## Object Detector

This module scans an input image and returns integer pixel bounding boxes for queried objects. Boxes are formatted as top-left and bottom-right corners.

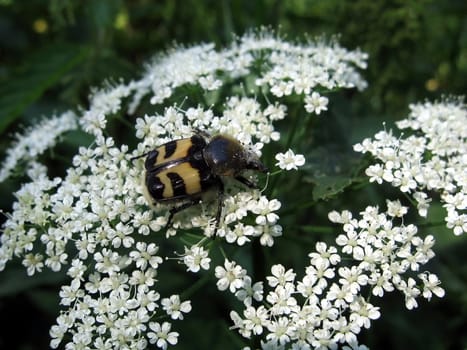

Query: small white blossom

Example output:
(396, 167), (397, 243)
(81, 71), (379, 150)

(129, 242), (163, 270)
(182, 245), (211, 272)
(267, 264), (296, 288)
(258, 224), (283, 247)
(215, 259), (247, 293)
(225, 223), (255, 246)
(419, 272), (445, 300)
(161, 295), (192, 320)
(242, 305), (269, 336)
(147, 322), (179, 349)
(235, 276), (264, 306)
(22, 253), (44, 276)
(275, 150), (306, 170)
(250, 196), (281, 225)
(304, 92), (329, 115)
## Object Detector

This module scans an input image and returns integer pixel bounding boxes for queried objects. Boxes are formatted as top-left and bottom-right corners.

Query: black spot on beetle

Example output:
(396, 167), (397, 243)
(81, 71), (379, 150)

(167, 172), (186, 197)
(164, 140), (177, 159)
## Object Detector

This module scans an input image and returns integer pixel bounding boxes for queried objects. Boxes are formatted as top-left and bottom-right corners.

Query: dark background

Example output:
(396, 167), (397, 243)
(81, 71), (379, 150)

(0, 0), (466, 349)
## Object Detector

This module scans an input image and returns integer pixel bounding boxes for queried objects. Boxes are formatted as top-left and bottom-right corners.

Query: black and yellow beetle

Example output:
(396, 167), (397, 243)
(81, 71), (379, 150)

(137, 132), (268, 231)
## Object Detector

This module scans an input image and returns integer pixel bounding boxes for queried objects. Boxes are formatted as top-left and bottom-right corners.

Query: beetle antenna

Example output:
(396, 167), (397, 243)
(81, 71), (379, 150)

(130, 151), (149, 162)
(260, 172), (270, 193)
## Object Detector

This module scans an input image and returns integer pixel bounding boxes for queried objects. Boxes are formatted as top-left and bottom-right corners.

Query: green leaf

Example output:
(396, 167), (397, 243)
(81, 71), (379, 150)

(311, 175), (353, 200)
(26, 288), (61, 316)
(0, 260), (67, 297)
(0, 43), (89, 134)
(302, 145), (363, 201)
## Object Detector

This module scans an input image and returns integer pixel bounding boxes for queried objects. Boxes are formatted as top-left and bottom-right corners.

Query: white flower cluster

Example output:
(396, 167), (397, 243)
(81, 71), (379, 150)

(1, 134), (191, 349)
(252, 37), (368, 95)
(128, 30), (368, 112)
(0, 30), (368, 349)
(81, 83), (132, 137)
(0, 111), (77, 182)
(228, 201), (444, 349)
(354, 99), (467, 235)
(132, 98), (284, 246)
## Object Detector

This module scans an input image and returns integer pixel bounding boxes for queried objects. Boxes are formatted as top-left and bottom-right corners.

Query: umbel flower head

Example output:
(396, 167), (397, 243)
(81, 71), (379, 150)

(228, 201), (444, 349)
(0, 29), (367, 349)
(354, 98), (467, 236)
(0, 29), (447, 349)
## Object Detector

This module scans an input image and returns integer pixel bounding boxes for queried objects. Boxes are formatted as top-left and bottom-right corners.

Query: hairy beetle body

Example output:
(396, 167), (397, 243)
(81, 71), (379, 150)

(140, 132), (268, 231)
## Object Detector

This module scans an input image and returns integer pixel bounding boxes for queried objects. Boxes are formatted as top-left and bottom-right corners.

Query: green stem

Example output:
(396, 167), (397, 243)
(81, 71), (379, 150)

(114, 113), (134, 129)
(402, 191), (417, 207)
(218, 244), (228, 260)
(299, 225), (335, 234)
(180, 272), (212, 300)
(278, 198), (317, 216)
(416, 221), (446, 228)
(252, 239), (265, 286)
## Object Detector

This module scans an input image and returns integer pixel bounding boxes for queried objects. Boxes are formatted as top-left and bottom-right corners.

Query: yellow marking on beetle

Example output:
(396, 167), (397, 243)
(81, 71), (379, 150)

(155, 138), (193, 165)
(177, 163), (202, 195)
(159, 173), (174, 198)
(157, 162), (202, 198)
(141, 170), (156, 207)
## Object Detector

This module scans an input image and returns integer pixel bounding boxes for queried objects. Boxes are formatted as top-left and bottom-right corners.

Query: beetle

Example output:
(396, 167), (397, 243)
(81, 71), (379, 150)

(136, 132), (268, 232)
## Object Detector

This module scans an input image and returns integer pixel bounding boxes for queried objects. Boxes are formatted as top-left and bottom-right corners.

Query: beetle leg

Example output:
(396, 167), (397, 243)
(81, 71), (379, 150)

(130, 151), (150, 162)
(194, 127), (211, 139)
(166, 198), (201, 229)
(214, 178), (225, 234)
(235, 175), (257, 189)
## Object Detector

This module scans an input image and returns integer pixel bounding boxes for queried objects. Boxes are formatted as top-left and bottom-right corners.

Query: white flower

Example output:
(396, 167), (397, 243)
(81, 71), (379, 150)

(265, 317), (294, 345)
(215, 259), (247, 293)
(309, 242), (341, 266)
(250, 196), (281, 225)
(230, 203), (443, 349)
(399, 277), (421, 310)
(242, 305), (269, 335)
(258, 224), (283, 247)
(235, 276), (264, 306)
(182, 245), (211, 272)
(22, 253), (44, 276)
(275, 150), (306, 170)
(446, 210), (467, 236)
(304, 92), (329, 115)
(94, 249), (121, 275)
(264, 103), (287, 121)
(266, 264), (296, 288)
(161, 295), (192, 320)
(338, 266), (368, 294)
(129, 268), (157, 293)
(198, 74), (222, 90)
(413, 191), (431, 217)
(223, 193), (252, 224)
(349, 298), (381, 329)
(266, 284), (298, 315)
(225, 223), (255, 246)
(129, 242), (163, 270)
(147, 322), (179, 349)
(419, 272), (445, 300)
